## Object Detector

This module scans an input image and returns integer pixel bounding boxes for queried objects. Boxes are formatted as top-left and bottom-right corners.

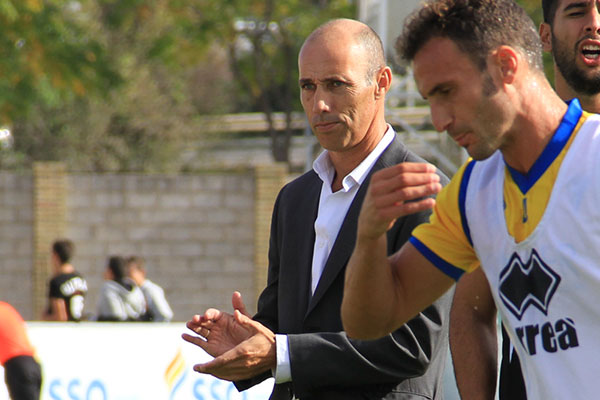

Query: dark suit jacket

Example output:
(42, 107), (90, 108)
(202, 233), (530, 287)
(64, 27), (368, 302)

(236, 136), (454, 399)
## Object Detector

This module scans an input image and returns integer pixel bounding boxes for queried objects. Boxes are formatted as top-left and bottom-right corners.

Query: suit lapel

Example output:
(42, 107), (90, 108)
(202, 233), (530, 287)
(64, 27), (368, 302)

(293, 173), (321, 320)
(305, 136), (408, 316)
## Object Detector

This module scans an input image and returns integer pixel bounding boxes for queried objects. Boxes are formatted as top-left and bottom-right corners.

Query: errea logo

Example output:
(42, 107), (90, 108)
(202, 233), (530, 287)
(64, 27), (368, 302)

(499, 249), (560, 320)
(499, 249), (578, 356)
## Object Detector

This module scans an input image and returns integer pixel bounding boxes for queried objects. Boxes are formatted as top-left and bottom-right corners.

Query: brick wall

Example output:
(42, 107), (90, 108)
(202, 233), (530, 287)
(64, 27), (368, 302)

(0, 164), (290, 321)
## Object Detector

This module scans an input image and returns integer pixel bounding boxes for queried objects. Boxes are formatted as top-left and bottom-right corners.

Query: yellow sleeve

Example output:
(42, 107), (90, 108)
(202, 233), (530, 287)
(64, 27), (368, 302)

(410, 161), (481, 280)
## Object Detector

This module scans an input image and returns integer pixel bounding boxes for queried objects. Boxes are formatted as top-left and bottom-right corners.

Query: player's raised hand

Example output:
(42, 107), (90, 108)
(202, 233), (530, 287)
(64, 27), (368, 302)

(358, 162), (441, 241)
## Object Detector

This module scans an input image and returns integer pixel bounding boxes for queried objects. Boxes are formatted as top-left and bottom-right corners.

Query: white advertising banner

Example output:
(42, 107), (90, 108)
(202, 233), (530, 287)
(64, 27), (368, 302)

(0, 322), (274, 400)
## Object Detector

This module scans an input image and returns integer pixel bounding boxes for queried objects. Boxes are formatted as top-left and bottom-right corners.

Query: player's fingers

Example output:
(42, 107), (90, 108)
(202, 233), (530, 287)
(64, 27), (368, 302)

(377, 198), (437, 221)
(391, 181), (442, 203)
(371, 181), (441, 212)
(371, 170), (440, 197)
(401, 197), (437, 214)
(374, 162), (437, 180)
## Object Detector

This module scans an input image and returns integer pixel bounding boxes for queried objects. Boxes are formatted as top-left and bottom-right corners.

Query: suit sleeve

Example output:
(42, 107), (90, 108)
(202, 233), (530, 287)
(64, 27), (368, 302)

(285, 206), (453, 395)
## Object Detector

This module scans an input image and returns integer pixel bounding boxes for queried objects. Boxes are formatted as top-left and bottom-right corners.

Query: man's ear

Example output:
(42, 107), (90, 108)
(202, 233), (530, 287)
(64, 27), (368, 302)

(374, 66), (392, 100)
(490, 46), (519, 84)
(539, 22), (553, 52)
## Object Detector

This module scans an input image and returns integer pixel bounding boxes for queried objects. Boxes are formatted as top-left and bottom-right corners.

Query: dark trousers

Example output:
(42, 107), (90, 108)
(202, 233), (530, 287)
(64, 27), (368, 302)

(4, 355), (42, 400)
(499, 324), (527, 400)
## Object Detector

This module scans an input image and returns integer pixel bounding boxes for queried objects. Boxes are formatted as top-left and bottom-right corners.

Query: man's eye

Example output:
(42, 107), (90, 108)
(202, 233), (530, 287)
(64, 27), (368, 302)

(329, 81), (345, 88)
(301, 83), (315, 90)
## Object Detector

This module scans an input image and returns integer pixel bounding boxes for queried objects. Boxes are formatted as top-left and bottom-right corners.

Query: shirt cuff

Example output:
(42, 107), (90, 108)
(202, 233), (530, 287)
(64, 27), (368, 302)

(274, 334), (292, 383)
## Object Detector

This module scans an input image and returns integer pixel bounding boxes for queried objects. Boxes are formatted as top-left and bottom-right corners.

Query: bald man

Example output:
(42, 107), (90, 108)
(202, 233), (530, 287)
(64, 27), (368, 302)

(183, 18), (453, 400)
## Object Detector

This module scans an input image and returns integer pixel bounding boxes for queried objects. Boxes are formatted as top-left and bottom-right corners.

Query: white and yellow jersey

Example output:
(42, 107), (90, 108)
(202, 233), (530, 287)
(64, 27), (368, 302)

(411, 99), (590, 278)
(411, 99), (600, 399)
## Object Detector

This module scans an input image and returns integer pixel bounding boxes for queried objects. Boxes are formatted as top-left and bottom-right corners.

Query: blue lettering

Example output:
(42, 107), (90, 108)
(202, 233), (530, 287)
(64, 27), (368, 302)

(86, 380), (107, 400)
(210, 380), (221, 399)
(193, 378), (205, 400)
(49, 380), (62, 400)
(68, 379), (81, 400)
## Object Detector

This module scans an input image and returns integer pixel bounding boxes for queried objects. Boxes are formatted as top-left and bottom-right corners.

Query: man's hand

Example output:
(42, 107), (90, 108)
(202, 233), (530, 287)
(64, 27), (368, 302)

(191, 310), (277, 381)
(359, 162), (442, 241)
(182, 292), (253, 358)
(182, 291), (277, 381)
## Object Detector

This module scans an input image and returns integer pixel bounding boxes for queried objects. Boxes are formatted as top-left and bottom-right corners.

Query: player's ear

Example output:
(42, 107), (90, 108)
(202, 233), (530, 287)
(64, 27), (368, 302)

(489, 46), (518, 84)
(539, 22), (553, 52)
(374, 66), (392, 100)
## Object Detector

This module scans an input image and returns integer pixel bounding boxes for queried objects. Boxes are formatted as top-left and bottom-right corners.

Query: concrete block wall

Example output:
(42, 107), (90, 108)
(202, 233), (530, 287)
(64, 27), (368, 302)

(65, 172), (257, 321)
(0, 171), (34, 318)
(0, 164), (292, 321)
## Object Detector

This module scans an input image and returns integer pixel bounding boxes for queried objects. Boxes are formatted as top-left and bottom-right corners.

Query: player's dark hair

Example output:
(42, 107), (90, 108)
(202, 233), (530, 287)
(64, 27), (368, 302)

(542, 0), (559, 24)
(396, 0), (543, 72)
(52, 239), (74, 264)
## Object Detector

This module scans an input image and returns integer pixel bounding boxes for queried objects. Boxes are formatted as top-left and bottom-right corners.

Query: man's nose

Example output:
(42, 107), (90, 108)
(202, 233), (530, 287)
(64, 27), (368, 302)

(430, 103), (452, 133)
(312, 87), (331, 114)
(585, 5), (600, 34)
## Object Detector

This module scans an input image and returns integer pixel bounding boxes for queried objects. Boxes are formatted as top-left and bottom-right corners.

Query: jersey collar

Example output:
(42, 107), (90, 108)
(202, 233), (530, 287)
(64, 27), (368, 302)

(505, 98), (582, 194)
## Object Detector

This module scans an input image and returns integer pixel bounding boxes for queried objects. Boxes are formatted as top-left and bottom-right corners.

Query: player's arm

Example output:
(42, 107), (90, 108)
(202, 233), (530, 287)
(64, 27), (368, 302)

(450, 268), (498, 400)
(342, 162), (454, 339)
(344, 237), (454, 339)
(43, 297), (68, 321)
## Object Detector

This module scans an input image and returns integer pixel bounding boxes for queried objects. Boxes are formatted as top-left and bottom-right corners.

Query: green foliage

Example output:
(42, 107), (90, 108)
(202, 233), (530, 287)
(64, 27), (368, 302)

(0, 0), (357, 170)
(170, 0), (356, 162)
(0, 0), (119, 124)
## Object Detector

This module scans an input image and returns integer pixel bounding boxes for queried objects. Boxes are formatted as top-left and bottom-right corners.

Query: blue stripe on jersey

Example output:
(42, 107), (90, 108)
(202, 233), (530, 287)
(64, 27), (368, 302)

(506, 98), (582, 194)
(459, 160), (476, 247)
(409, 236), (465, 281)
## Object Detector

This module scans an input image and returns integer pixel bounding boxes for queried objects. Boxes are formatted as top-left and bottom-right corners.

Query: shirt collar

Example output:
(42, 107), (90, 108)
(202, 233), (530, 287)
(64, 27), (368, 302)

(313, 125), (395, 192)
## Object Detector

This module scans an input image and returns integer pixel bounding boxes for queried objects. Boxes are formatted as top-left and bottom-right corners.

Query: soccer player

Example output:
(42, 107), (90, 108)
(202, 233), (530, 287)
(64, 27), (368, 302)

(342, 1), (600, 399)
(450, 1), (600, 398)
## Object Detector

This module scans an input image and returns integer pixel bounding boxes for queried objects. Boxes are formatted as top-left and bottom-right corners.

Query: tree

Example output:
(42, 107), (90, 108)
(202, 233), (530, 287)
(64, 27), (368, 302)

(0, 0), (119, 124)
(177, 0), (356, 164)
(3, 0), (228, 172)
(1, 0), (356, 171)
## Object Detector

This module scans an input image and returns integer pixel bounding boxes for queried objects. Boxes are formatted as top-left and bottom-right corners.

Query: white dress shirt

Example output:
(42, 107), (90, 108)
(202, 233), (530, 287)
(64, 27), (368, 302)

(274, 126), (395, 383)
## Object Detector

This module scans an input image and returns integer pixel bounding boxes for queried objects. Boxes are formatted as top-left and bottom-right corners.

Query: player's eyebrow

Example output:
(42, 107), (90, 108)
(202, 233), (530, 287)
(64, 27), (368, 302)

(562, 1), (589, 13)
(423, 83), (449, 99)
